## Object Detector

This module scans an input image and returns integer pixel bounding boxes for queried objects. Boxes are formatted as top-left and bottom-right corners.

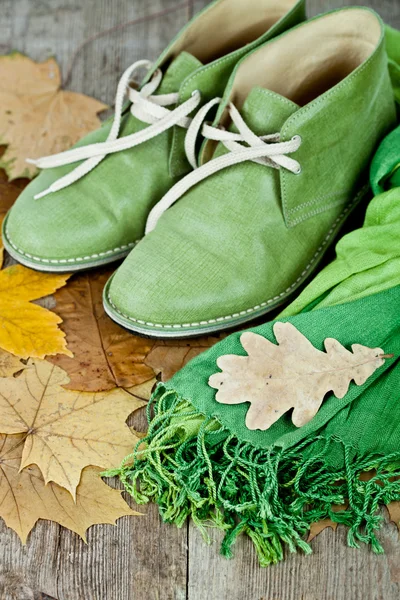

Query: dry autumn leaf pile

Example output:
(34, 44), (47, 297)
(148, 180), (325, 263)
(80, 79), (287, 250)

(0, 360), (146, 541)
(0, 216), (219, 545)
(0, 433), (140, 544)
(0, 53), (147, 543)
(0, 359), (146, 497)
(0, 53), (223, 543)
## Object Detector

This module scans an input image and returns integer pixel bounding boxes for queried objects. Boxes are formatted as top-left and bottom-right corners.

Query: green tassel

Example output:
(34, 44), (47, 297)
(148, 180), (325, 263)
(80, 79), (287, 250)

(103, 388), (400, 567)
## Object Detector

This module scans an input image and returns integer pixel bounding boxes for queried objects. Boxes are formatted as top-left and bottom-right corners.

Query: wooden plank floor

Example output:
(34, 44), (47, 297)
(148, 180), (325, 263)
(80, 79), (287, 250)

(1, 0), (400, 598)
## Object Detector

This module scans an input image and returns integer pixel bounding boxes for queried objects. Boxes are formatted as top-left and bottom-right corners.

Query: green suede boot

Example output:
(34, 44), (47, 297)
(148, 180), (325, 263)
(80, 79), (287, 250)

(104, 7), (397, 338)
(3, 0), (305, 271)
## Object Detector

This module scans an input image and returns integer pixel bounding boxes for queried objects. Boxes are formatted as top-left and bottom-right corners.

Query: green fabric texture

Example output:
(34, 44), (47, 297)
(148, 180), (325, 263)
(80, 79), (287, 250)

(108, 113), (400, 565)
(104, 7), (397, 338)
(281, 124), (400, 317)
(370, 124), (400, 195)
(386, 25), (400, 108)
(148, 288), (400, 451)
(3, 0), (305, 271)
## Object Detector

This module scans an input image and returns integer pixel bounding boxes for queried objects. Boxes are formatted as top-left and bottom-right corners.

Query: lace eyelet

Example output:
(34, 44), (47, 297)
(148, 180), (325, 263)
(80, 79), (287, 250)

(292, 134), (302, 145)
(294, 165), (302, 175)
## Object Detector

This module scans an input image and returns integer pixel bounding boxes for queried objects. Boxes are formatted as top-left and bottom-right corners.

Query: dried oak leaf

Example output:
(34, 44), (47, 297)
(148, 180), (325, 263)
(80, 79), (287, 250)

(0, 264), (72, 359)
(0, 359), (146, 497)
(0, 433), (140, 543)
(50, 268), (224, 391)
(0, 53), (107, 180)
(209, 322), (387, 431)
(0, 168), (29, 265)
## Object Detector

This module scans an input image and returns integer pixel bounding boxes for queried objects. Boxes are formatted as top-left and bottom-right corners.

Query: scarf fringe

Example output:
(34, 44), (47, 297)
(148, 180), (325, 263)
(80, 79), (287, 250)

(105, 388), (400, 567)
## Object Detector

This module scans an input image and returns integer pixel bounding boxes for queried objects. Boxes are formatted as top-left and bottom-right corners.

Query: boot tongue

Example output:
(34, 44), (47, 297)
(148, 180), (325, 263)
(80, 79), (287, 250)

(207, 87), (299, 161)
(158, 51), (203, 94)
(238, 87), (299, 135)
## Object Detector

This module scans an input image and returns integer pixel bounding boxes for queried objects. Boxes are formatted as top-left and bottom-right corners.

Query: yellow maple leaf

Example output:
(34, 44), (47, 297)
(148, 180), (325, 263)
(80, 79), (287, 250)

(0, 359), (147, 497)
(209, 322), (388, 431)
(0, 264), (71, 358)
(0, 433), (140, 543)
(0, 53), (107, 180)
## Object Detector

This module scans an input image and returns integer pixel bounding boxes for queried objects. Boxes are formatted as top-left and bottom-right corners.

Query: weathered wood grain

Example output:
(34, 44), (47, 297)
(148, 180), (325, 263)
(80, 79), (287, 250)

(1, 0), (194, 104)
(188, 512), (400, 600)
(308, 0), (400, 25)
(1, 0), (400, 599)
(0, 502), (187, 600)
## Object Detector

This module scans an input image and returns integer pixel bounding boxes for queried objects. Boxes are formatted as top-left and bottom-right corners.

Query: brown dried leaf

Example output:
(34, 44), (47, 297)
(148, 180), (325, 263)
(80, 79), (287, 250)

(209, 322), (387, 431)
(50, 268), (225, 391)
(145, 335), (226, 381)
(0, 167), (29, 265)
(0, 53), (107, 180)
(50, 269), (156, 391)
(387, 502), (400, 529)
(0, 433), (140, 543)
(307, 504), (348, 541)
(308, 519), (338, 542)
(0, 359), (146, 497)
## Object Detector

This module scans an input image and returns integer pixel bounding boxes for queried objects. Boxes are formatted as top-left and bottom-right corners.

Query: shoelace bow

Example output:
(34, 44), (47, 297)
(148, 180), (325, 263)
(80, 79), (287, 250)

(28, 59), (202, 199)
(146, 98), (301, 232)
(28, 60), (302, 231)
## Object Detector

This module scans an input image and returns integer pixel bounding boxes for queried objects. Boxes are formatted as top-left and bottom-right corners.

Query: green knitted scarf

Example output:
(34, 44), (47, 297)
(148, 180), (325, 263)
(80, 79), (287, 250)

(107, 92), (400, 567)
(107, 288), (400, 566)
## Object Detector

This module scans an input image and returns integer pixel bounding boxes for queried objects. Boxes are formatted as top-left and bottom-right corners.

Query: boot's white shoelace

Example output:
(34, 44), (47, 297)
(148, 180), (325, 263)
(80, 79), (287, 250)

(28, 59), (301, 215)
(145, 98), (302, 233)
(27, 59), (202, 199)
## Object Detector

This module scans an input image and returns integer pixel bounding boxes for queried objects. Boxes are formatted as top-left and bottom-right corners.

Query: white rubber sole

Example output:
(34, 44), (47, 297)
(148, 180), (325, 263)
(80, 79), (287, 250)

(2, 214), (138, 272)
(102, 185), (370, 339)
